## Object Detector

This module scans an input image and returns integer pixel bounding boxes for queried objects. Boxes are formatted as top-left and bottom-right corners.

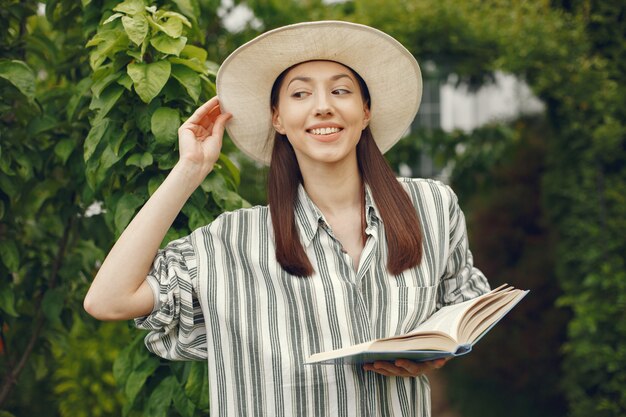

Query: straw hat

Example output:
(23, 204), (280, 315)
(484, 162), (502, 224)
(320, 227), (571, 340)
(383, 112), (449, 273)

(216, 20), (422, 165)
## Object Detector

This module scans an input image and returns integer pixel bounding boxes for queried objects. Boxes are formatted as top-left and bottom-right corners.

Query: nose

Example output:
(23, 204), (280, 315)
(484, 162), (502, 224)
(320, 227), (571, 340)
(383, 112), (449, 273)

(314, 92), (333, 117)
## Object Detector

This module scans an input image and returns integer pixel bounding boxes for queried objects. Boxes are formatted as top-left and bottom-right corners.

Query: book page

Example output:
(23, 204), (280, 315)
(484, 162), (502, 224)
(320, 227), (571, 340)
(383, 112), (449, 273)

(404, 284), (509, 341)
(458, 291), (517, 340)
(405, 297), (477, 341)
(464, 291), (528, 343)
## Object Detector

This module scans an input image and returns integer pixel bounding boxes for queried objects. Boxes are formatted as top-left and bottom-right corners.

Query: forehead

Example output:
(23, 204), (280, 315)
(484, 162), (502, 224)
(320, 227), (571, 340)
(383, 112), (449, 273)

(282, 60), (357, 83)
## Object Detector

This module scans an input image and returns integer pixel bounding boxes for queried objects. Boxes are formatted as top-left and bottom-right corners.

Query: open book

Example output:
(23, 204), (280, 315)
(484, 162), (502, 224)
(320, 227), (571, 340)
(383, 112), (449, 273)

(305, 284), (528, 365)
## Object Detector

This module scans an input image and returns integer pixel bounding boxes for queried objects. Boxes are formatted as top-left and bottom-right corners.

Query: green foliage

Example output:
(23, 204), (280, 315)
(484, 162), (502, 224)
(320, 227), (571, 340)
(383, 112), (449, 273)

(113, 337), (209, 417)
(1, 0), (245, 415)
(51, 318), (130, 417)
(436, 118), (568, 416)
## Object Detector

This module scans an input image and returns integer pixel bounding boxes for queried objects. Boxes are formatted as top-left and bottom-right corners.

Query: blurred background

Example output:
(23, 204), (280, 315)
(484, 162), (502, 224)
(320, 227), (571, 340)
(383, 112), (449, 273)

(1, 0), (624, 416)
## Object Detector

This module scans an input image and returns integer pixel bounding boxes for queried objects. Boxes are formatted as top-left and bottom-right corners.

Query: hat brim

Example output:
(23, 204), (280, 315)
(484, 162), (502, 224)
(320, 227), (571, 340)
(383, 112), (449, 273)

(216, 20), (422, 165)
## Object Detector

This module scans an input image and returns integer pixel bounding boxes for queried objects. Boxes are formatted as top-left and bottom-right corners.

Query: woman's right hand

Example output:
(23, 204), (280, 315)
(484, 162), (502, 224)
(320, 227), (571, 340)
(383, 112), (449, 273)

(177, 96), (232, 179)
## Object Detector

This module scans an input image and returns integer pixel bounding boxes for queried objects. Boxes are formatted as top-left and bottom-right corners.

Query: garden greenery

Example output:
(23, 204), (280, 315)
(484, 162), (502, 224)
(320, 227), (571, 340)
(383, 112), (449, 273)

(1, 0), (624, 416)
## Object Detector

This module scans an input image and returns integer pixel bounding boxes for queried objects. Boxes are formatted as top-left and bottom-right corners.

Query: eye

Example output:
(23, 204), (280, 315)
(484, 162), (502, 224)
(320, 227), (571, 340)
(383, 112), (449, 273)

(332, 88), (351, 95)
(291, 91), (310, 99)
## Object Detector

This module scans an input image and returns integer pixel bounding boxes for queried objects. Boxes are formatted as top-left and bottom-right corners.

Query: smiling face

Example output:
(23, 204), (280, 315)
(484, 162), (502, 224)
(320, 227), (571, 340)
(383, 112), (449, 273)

(271, 60), (371, 171)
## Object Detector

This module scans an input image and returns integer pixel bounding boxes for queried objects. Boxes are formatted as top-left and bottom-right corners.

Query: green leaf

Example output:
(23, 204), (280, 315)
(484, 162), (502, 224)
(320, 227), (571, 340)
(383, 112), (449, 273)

(87, 29), (129, 70)
(86, 123), (126, 190)
(122, 14), (149, 46)
(42, 287), (65, 326)
(148, 174), (165, 195)
(0, 285), (19, 317)
(0, 174), (19, 199)
(0, 59), (36, 102)
(180, 45), (207, 62)
(124, 356), (160, 406)
(113, 0), (146, 15)
(113, 333), (145, 384)
(114, 193), (144, 233)
(27, 114), (59, 136)
(205, 61), (219, 77)
(14, 154), (34, 180)
(171, 0), (198, 23)
(145, 376), (177, 417)
(0, 200), (4, 220)
(158, 11), (192, 28)
(31, 353), (48, 381)
(0, 148), (14, 176)
(67, 77), (93, 120)
(157, 152), (177, 170)
(91, 71), (121, 98)
(202, 174), (246, 210)
(110, 127), (128, 156)
(184, 361), (207, 404)
(118, 73), (133, 90)
(218, 153), (240, 187)
(84, 118), (112, 162)
(127, 61), (171, 103)
(150, 34), (187, 56)
(171, 64), (200, 102)
(200, 74), (216, 96)
(126, 152), (153, 169)
(148, 14), (184, 38)
(103, 12), (124, 25)
(151, 107), (180, 143)
(0, 241), (19, 272)
(97, 142), (124, 176)
(0, 410), (17, 417)
(23, 179), (63, 215)
(172, 380), (196, 417)
(91, 84), (125, 123)
(136, 99), (160, 133)
(54, 138), (75, 165)
(168, 57), (204, 73)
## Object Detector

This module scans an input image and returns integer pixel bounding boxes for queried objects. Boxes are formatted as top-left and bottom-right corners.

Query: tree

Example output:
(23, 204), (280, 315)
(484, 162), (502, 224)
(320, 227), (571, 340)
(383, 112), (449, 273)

(1, 0), (245, 415)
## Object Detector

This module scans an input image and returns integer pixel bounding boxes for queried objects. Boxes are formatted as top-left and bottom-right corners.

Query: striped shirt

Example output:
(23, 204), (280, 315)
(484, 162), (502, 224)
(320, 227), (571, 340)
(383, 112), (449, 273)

(135, 178), (490, 417)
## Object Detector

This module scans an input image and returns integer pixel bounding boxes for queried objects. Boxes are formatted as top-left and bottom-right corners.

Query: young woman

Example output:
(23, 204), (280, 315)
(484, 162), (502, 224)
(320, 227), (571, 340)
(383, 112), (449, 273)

(84, 21), (490, 417)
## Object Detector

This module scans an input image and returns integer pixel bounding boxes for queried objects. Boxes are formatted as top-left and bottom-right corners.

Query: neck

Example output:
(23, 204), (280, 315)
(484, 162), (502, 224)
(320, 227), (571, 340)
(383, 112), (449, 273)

(299, 157), (362, 216)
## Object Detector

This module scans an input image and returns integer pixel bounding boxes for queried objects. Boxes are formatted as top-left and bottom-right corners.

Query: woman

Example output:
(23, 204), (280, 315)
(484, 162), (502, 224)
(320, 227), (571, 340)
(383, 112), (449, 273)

(84, 21), (489, 417)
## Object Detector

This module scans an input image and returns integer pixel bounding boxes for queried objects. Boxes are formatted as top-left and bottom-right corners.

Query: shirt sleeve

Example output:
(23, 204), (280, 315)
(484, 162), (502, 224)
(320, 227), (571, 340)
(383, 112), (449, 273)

(437, 185), (491, 308)
(134, 236), (207, 360)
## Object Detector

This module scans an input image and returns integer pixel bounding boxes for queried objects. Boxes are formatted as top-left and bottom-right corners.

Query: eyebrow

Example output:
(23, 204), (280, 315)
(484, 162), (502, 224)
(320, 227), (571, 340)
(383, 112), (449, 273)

(286, 73), (354, 89)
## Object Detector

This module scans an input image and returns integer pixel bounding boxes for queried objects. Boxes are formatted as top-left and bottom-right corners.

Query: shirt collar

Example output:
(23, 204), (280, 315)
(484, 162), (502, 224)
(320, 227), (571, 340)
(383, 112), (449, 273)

(294, 183), (381, 248)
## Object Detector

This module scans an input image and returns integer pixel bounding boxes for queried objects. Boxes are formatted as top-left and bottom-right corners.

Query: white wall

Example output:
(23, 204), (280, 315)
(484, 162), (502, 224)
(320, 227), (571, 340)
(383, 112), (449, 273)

(440, 72), (544, 132)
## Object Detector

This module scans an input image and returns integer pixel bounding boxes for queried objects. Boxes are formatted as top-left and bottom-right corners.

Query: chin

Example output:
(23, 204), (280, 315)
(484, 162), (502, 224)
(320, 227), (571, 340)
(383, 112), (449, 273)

(305, 149), (355, 166)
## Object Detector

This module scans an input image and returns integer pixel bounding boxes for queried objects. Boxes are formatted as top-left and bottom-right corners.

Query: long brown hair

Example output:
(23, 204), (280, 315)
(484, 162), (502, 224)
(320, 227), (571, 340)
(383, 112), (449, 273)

(268, 63), (423, 277)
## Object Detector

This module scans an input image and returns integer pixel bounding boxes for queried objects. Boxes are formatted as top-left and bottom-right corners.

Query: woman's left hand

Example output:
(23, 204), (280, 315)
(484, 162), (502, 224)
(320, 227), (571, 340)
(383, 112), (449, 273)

(363, 358), (449, 377)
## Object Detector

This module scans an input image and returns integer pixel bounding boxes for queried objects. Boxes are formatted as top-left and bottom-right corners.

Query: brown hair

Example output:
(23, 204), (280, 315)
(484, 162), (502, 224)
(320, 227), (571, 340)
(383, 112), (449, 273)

(268, 63), (423, 277)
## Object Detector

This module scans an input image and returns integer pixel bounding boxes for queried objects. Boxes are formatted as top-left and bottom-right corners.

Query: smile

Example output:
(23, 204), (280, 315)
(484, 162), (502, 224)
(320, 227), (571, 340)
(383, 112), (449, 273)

(307, 127), (343, 135)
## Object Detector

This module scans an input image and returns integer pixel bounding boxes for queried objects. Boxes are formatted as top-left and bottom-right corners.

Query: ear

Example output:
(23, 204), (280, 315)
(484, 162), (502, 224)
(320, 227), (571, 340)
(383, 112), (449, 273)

(272, 108), (286, 135)
(362, 104), (371, 130)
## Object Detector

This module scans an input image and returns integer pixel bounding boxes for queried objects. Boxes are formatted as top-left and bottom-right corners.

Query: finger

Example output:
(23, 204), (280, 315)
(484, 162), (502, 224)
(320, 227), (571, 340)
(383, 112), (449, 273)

(431, 358), (449, 369)
(373, 361), (412, 376)
(369, 367), (395, 377)
(185, 97), (220, 125)
(396, 359), (433, 374)
(198, 104), (223, 129)
(211, 112), (232, 135)
(365, 362), (413, 377)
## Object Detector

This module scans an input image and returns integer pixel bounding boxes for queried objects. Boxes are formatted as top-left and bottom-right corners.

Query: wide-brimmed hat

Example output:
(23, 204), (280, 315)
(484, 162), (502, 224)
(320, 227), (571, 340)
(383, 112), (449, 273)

(216, 20), (422, 165)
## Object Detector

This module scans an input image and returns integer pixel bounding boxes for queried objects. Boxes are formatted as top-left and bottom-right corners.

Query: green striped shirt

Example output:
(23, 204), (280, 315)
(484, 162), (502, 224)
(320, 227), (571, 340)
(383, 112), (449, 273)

(135, 178), (490, 417)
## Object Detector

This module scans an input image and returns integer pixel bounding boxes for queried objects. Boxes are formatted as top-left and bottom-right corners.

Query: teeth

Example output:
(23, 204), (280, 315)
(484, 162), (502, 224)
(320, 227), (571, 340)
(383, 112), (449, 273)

(309, 127), (341, 135)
